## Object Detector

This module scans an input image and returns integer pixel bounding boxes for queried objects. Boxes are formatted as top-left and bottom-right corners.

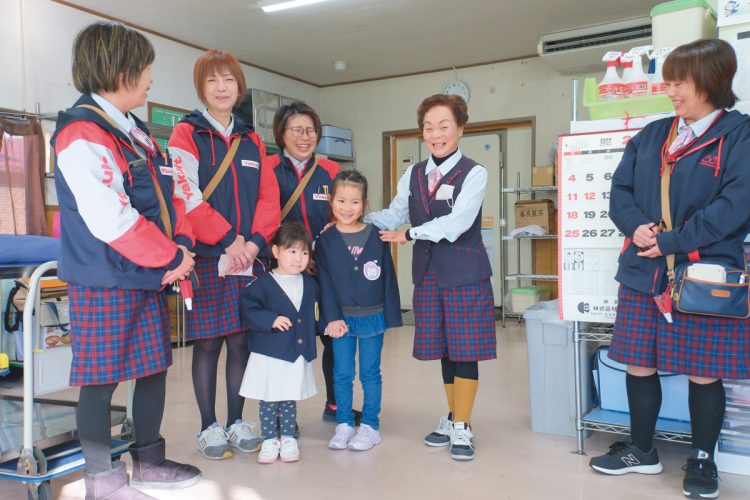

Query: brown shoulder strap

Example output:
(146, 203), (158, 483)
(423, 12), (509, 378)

(203, 137), (241, 201)
(281, 158), (319, 222)
(76, 104), (172, 240)
(661, 121), (679, 282)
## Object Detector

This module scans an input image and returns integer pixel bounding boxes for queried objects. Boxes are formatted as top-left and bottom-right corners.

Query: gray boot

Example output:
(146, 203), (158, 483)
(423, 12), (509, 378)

(129, 438), (202, 489)
(84, 461), (156, 500)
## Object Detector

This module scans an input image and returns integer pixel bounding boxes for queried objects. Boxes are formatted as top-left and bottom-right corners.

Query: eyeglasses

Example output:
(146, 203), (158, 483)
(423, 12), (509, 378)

(286, 126), (318, 137)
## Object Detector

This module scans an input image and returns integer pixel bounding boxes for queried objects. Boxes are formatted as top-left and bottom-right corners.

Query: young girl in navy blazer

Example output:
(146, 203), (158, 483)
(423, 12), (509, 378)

(239, 223), (321, 464)
(316, 170), (402, 451)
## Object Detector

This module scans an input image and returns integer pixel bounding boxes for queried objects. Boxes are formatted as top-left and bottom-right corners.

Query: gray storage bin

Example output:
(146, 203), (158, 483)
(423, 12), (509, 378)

(524, 300), (590, 437)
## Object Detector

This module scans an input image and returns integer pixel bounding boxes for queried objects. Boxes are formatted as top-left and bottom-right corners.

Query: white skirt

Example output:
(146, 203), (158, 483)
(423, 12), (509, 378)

(239, 353), (317, 402)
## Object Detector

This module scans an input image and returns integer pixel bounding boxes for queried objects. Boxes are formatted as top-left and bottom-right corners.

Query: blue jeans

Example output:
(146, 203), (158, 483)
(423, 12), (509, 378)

(332, 333), (384, 429)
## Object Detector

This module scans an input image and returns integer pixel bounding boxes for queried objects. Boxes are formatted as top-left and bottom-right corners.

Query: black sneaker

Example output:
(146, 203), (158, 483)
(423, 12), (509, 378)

(589, 437), (663, 475)
(322, 403), (362, 425)
(682, 449), (719, 498)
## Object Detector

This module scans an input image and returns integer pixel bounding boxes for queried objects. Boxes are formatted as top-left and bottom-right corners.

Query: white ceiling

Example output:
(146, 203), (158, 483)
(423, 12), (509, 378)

(60, 0), (658, 86)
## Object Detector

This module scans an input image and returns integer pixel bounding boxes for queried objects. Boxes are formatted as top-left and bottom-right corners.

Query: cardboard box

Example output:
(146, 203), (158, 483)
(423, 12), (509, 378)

(514, 199), (556, 233)
(533, 238), (558, 299)
(532, 165), (555, 186)
(510, 286), (551, 313)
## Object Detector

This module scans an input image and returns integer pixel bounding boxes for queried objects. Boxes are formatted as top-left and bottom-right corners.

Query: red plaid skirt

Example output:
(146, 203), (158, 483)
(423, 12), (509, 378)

(184, 255), (263, 341)
(412, 269), (496, 362)
(68, 285), (171, 386)
(609, 285), (750, 379)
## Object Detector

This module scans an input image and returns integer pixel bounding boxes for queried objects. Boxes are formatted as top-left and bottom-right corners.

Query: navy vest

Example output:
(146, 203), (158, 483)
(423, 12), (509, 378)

(408, 155), (492, 288)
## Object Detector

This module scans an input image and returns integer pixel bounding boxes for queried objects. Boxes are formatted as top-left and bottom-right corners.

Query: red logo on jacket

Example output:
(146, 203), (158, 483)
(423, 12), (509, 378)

(700, 155), (719, 169)
(173, 156), (193, 200)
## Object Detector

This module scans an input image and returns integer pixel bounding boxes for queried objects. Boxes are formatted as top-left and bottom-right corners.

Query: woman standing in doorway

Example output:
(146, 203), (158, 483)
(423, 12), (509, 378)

(366, 94), (496, 461)
(168, 50), (279, 460)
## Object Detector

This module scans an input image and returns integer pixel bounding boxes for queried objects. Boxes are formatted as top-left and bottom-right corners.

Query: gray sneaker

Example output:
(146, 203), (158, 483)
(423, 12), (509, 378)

(197, 423), (232, 460)
(226, 419), (262, 453)
(424, 415), (453, 447)
(449, 422), (475, 460)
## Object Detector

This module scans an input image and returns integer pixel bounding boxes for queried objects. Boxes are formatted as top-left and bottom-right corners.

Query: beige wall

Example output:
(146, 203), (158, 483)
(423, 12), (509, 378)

(320, 57), (585, 209)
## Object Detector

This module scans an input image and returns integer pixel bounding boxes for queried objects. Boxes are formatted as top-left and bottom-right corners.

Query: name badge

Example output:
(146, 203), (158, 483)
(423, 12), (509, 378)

(159, 166), (173, 176)
(363, 260), (381, 281)
(436, 184), (454, 201)
(241, 159), (259, 169)
(313, 193), (330, 201)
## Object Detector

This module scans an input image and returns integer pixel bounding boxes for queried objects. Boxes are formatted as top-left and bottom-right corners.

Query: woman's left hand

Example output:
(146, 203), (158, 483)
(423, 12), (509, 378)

(637, 242), (663, 258)
(379, 230), (407, 245)
(244, 241), (260, 263)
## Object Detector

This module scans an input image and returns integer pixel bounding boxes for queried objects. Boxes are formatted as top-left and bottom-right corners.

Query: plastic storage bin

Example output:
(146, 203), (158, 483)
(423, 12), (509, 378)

(511, 285), (550, 313)
(524, 300), (590, 437)
(583, 78), (674, 120)
(651, 0), (717, 49)
(592, 347), (690, 421)
(316, 125), (353, 158)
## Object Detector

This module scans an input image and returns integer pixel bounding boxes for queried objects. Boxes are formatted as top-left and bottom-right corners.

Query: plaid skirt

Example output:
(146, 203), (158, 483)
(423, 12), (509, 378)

(184, 255), (264, 341)
(68, 285), (172, 386)
(412, 269), (496, 362)
(609, 284), (750, 379)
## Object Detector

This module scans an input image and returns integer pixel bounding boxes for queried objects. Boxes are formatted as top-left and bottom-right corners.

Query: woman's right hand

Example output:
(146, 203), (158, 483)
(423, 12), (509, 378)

(161, 245), (196, 285)
(633, 223), (660, 251)
(225, 235), (250, 274)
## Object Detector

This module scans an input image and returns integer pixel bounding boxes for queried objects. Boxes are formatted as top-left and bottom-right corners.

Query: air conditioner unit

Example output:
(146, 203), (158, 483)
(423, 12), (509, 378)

(538, 17), (652, 75)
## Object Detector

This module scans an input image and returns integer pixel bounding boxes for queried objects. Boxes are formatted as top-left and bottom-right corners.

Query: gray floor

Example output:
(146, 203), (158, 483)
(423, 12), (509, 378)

(3, 322), (750, 499)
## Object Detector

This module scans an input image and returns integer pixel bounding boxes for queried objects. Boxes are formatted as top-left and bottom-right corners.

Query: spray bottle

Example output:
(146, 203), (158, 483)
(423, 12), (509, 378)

(598, 51), (623, 101)
(624, 46), (652, 97)
(649, 47), (674, 95)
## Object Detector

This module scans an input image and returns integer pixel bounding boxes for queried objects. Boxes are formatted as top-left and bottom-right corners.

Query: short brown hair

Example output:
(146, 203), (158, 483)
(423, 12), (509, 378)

(72, 22), (154, 94)
(663, 38), (738, 109)
(272, 102), (323, 151)
(417, 94), (469, 130)
(193, 50), (247, 107)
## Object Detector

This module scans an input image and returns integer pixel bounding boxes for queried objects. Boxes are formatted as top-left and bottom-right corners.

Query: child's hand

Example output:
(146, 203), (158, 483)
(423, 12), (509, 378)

(273, 316), (293, 331)
(325, 320), (348, 338)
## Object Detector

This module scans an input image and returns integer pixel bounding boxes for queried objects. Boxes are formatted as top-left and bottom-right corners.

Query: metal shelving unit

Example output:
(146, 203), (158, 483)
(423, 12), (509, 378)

(499, 166), (558, 326)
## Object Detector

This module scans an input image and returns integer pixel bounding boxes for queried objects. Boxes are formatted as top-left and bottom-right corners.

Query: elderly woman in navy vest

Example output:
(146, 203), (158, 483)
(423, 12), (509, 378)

(366, 94), (495, 461)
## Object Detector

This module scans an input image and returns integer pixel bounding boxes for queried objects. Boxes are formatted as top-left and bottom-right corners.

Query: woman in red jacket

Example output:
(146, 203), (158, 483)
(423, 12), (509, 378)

(168, 50), (280, 460)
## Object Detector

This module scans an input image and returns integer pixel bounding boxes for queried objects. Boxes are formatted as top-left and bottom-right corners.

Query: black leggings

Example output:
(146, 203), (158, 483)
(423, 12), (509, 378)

(320, 334), (335, 404)
(192, 332), (249, 430)
(441, 357), (479, 382)
(78, 370), (166, 473)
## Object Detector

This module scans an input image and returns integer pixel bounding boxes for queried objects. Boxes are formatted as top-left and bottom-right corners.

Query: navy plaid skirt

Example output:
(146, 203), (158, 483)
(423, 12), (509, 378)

(68, 285), (171, 386)
(184, 255), (264, 341)
(609, 285), (750, 379)
(412, 269), (496, 362)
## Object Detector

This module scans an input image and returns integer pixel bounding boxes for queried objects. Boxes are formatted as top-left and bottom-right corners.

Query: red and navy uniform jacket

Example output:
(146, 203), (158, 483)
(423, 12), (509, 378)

(315, 224), (402, 328)
(168, 110), (279, 257)
(408, 155), (492, 288)
(269, 153), (340, 238)
(611, 110), (750, 295)
(240, 272), (321, 362)
(51, 94), (194, 290)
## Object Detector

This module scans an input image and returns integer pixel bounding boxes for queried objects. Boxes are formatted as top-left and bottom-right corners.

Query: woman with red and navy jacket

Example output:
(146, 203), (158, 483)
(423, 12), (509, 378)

(168, 50), (280, 460)
(53, 22), (201, 499)
(589, 39), (750, 499)
(266, 102), (347, 422)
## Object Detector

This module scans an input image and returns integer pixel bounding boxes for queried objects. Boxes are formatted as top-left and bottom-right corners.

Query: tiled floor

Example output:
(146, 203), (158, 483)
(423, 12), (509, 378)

(2, 322), (750, 499)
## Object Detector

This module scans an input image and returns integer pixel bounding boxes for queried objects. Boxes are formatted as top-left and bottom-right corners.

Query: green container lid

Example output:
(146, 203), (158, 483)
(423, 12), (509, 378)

(512, 286), (551, 296)
(651, 0), (716, 18)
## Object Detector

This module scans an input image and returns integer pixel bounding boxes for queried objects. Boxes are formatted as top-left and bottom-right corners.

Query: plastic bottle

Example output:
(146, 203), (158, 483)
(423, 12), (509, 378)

(625, 53), (650, 97)
(598, 52), (623, 101)
(650, 48), (674, 95)
(620, 55), (633, 97)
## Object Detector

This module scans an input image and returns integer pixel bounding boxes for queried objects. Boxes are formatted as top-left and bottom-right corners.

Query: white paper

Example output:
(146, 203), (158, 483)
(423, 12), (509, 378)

(718, 1), (750, 27)
(729, 33), (750, 101)
(435, 184), (454, 200)
(218, 254), (254, 277)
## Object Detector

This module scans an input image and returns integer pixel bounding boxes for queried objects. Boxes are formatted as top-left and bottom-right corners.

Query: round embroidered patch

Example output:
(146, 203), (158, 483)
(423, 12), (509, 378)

(363, 260), (381, 281)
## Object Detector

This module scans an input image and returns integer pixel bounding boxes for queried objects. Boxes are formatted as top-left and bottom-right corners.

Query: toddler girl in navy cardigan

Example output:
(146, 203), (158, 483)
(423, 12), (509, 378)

(316, 170), (402, 451)
(239, 222), (320, 464)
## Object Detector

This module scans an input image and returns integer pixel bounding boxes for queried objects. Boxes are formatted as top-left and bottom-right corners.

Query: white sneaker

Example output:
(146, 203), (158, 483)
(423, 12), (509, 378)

(226, 419), (262, 453)
(449, 422), (475, 461)
(197, 422), (232, 460)
(257, 438), (280, 464)
(279, 436), (299, 463)
(424, 415), (453, 447)
(328, 423), (356, 450)
(348, 424), (381, 451)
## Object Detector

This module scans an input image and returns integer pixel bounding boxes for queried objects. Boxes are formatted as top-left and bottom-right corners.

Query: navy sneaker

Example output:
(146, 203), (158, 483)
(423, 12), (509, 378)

(589, 437), (663, 475)
(682, 449), (719, 498)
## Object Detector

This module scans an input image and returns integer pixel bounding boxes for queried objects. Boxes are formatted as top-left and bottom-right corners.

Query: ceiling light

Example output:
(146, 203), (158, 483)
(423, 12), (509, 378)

(334, 60), (347, 71)
(257, 0), (328, 13)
